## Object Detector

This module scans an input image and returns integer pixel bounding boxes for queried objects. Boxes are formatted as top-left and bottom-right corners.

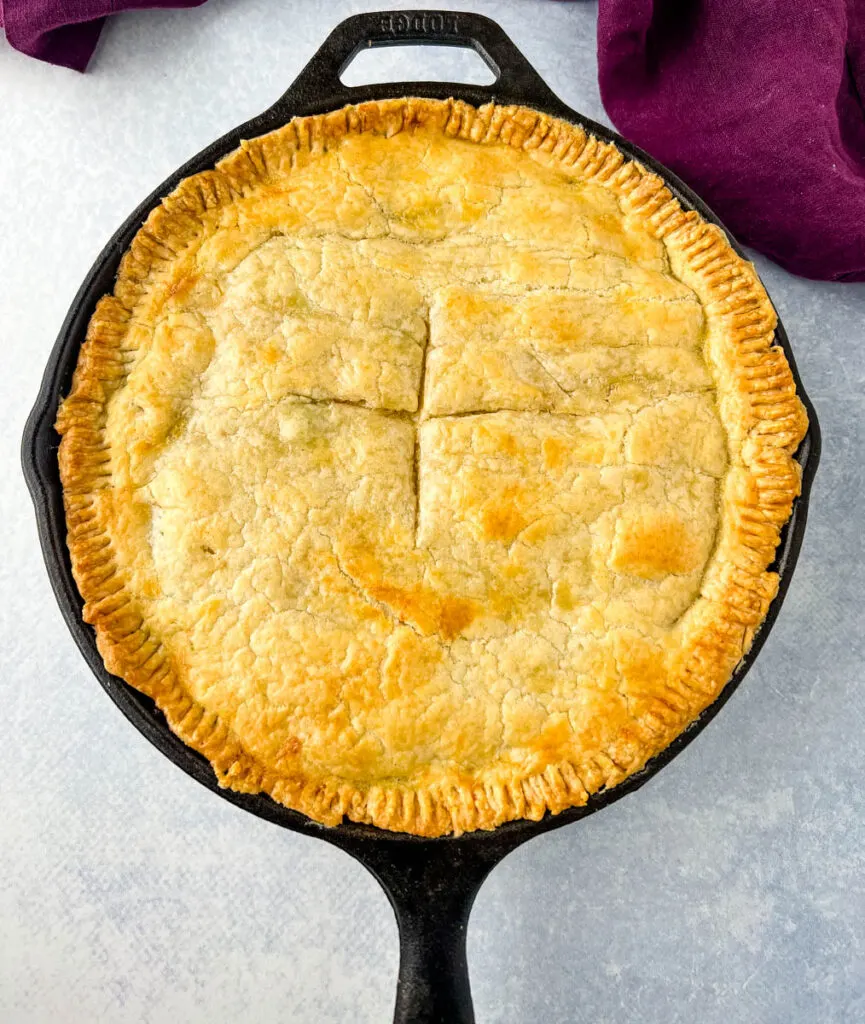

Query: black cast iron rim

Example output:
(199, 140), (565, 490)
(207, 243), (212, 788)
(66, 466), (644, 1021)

(21, 10), (821, 860)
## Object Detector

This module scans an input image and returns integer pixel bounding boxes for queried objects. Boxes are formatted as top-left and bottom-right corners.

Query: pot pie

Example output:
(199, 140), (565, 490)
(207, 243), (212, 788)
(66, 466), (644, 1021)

(57, 99), (807, 836)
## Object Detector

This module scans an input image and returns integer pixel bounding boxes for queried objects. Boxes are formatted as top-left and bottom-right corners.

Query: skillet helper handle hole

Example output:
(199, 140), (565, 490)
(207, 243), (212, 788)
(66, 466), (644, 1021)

(341, 44), (497, 88)
(277, 9), (560, 111)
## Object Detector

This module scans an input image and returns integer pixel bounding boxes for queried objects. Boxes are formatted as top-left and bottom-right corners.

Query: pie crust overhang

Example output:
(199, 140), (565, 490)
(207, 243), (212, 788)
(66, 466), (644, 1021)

(56, 99), (807, 837)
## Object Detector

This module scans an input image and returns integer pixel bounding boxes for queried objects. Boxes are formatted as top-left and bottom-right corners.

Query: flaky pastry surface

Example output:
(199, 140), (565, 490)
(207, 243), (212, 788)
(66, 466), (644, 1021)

(57, 99), (807, 835)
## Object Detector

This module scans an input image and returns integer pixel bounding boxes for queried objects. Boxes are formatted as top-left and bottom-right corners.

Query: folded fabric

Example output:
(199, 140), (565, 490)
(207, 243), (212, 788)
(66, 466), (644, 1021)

(0, 1), (206, 73)
(598, 0), (865, 281)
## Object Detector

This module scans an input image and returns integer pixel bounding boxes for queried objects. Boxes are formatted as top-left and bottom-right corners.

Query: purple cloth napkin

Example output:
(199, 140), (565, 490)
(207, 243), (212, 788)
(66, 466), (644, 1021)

(0, 1), (205, 73)
(598, 0), (865, 281)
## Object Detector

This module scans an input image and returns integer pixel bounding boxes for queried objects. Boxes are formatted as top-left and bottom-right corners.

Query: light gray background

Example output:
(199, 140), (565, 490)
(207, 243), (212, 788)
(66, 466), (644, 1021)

(1, 2), (863, 1021)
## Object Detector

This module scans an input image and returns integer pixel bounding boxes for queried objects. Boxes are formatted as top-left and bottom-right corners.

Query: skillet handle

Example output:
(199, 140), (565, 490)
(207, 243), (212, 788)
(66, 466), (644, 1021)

(393, 877), (477, 1024)
(272, 9), (561, 113)
(352, 838), (513, 1024)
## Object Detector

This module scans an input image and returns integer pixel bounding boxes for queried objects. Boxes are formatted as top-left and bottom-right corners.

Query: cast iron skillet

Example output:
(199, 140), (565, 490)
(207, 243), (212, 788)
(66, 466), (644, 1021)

(22, 11), (820, 1023)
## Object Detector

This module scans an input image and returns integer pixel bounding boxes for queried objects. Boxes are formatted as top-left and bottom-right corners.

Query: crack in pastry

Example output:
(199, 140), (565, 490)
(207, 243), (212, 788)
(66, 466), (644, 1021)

(56, 98), (807, 836)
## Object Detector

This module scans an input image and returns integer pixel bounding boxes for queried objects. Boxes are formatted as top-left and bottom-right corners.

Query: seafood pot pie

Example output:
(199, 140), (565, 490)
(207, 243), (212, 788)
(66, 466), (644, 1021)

(57, 99), (807, 836)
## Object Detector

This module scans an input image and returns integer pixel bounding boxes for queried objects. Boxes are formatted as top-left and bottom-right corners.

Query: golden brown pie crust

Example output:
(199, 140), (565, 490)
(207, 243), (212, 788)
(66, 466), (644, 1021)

(56, 99), (807, 836)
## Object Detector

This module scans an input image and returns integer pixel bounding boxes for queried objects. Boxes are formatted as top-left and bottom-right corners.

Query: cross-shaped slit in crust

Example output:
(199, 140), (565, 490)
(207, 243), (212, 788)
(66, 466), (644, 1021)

(143, 235), (726, 642)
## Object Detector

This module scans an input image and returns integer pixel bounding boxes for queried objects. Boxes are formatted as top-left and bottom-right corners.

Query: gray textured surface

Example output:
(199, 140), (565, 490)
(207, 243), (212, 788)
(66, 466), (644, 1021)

(1, 2), (863, 1021)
